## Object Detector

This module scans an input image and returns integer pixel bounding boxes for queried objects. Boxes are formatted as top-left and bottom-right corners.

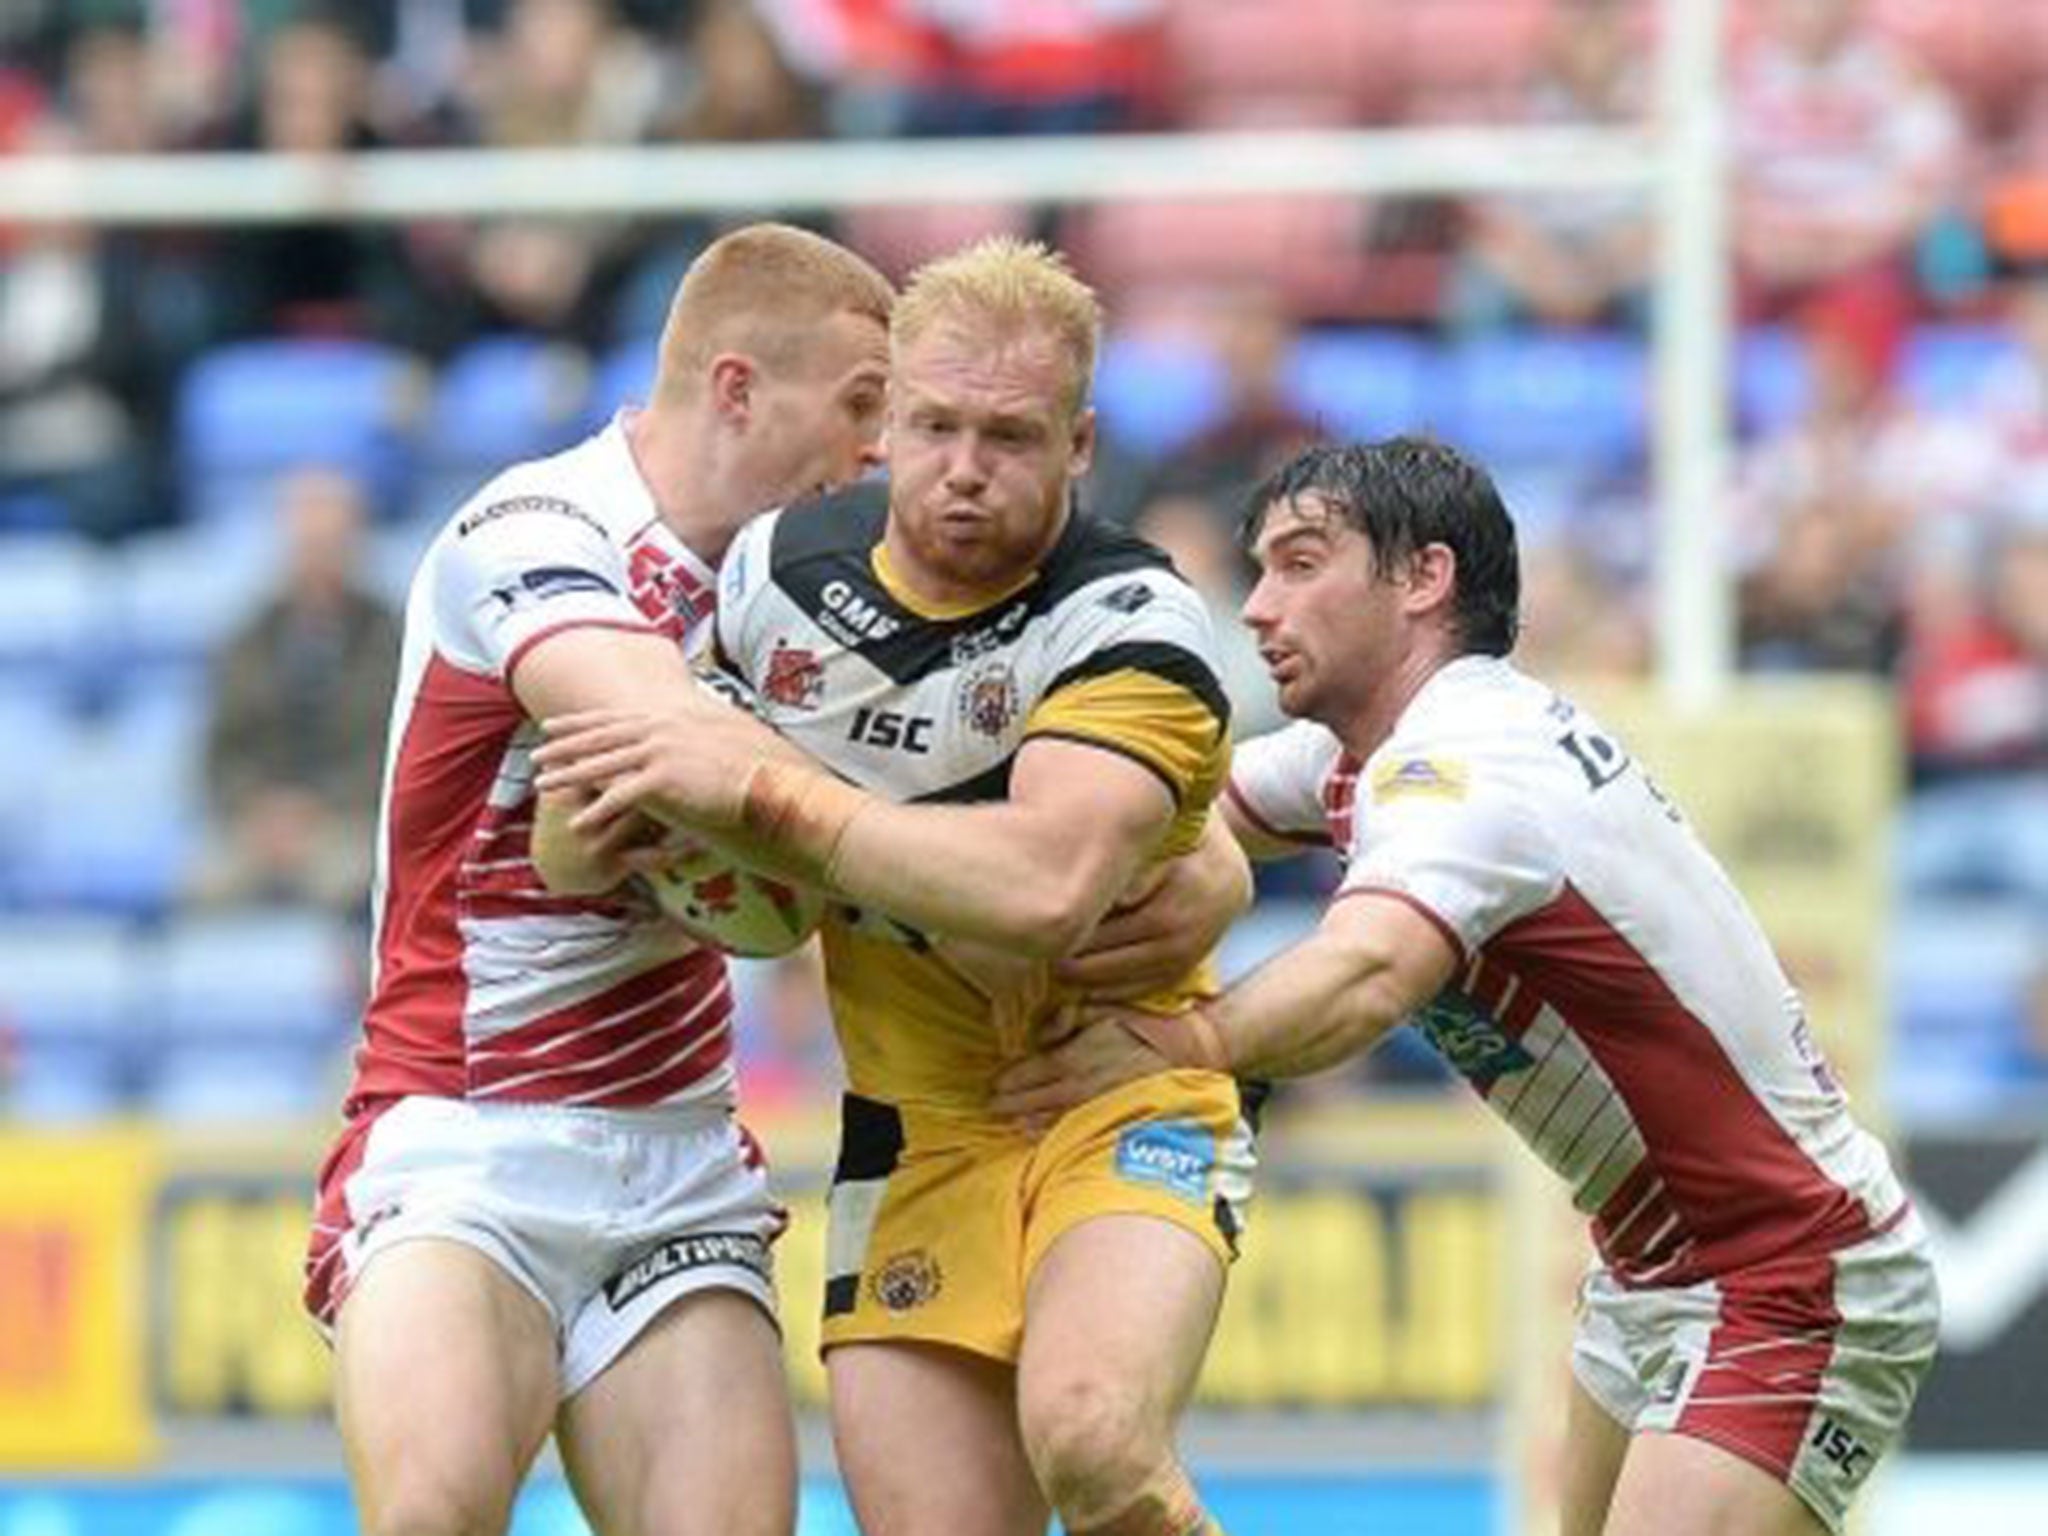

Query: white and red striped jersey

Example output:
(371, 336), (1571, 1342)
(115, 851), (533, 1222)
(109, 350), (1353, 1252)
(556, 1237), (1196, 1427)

(1228, 657), (1907, 1288)
(347, 418), (735, 1113)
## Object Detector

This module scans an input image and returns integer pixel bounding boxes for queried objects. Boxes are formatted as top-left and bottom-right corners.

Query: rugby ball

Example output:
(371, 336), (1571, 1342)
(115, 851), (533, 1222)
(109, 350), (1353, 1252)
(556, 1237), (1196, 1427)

(638, 667), (826, 958)
(641, 836), (826, 959)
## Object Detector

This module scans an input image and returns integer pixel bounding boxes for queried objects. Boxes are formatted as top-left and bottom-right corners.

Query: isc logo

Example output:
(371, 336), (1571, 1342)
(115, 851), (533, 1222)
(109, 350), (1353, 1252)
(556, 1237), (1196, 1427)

(1808, 1416), (1872, 1482)
(848, 707), (933, 754)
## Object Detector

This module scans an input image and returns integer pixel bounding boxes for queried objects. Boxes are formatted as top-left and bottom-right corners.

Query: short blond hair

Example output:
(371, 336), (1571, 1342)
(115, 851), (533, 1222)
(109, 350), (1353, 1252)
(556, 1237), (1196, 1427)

(894, 237), (1102, 414)
(655, 222), (894, 396)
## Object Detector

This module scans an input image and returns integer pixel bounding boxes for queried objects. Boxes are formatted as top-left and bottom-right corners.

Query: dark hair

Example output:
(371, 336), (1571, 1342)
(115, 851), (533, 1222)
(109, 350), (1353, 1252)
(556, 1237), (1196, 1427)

(1242, 436), (1521, 656)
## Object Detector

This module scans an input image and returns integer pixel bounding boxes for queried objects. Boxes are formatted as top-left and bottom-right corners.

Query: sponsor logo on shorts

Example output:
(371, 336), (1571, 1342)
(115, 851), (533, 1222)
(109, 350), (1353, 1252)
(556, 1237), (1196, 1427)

(457, 494), (606, 539)
(1809, 1416), (1874, 1483)
(1115, 1119), (1215, 1205)
(869, 1249), (943, 1313)
(603, 1231), (771, 1311)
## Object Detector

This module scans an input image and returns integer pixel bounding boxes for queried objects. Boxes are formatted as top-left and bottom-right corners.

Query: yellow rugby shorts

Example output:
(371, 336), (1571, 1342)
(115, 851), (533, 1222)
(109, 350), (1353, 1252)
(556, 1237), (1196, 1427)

(819, 1069), (1257, 1361)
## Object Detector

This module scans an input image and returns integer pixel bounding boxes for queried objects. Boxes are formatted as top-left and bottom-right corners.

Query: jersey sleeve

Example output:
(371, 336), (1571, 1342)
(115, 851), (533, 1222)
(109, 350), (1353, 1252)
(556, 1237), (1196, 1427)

(1337, 742), (1564, 964)
(1022, 573), (1231, 819)
(709, 509), (783, 686)
(1224, 720), (1345, 847)
(433, 490), (652, 682)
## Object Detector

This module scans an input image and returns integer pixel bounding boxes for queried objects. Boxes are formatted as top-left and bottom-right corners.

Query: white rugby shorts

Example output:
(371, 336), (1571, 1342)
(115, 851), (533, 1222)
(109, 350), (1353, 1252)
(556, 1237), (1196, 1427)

(1571, 1208), (1939, 1533)
(304, 1094), (785, 1396)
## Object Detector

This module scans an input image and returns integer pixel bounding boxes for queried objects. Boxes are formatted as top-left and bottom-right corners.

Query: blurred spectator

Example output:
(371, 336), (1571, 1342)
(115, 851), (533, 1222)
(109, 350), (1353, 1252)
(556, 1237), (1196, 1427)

(0, 23), (215, 538)
(1446, 0), (1651, 332)
(1514, 535), (1650, 685)
(657, 0), (821, 142)
(842, 0), (1166, 138)
(1733, 281), (1981, 671)
(1971, 270), (2048, 481)
(191, 468), (401, 914)
(467, 0), (663, 145)
(1151, 285), (1321, 508)
(1130, 488), (1283, 740)
(1729, 0), (1964, 318)
(214, 11), (421, 339)
(402, 0), (661, 354)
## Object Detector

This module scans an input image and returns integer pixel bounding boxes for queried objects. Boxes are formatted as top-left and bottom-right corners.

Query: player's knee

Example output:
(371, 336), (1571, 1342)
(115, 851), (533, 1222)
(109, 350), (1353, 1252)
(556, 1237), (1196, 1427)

(1021, 1372), (1166, 1520)
(359, 1477), (515, 1536)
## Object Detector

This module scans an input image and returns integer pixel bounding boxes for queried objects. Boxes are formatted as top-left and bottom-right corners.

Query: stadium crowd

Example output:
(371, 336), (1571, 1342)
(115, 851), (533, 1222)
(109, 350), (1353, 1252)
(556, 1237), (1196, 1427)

(1, 0), (2044, 1124)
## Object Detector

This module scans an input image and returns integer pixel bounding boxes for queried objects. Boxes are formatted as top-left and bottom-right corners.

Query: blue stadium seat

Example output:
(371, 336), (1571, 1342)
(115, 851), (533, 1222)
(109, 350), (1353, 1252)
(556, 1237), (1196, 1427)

(426, 334), (592, 474)
(0, 916), (141, 1119)
(1899, 324), (2025, 414)
(588, 339), (658, 428)
(114, 528), (275, 675)
(145, 910), (358, 1119)
(1888, 896), (2044, 1120)
(1284, 330), (1443, 441)
(1095, 334), (1229, 458)
(176, 339), (421, 524)
(0, 535), (107, 693)
(11, 715), (200, 916)
(1735, 325), (1810, 436)
(1444, 332), (1646, 467)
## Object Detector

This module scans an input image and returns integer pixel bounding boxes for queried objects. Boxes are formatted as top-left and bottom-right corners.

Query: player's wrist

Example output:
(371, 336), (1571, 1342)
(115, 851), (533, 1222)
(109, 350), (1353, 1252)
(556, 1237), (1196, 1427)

(1113, 1004), (1232, 1074)
(735, 760), (864, 883)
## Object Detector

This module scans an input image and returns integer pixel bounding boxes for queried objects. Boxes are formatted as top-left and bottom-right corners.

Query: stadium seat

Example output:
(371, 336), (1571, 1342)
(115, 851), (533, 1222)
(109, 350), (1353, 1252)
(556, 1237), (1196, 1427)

(589, 339), (659, 427)
(1284, 329), (1444, 441)
(176, 339), (423, 525)
(840, 203), (1032, 284)
(1444, 331), (1647, 467)
(1888, 894), (2044, 1119)
(1094, 332), (1229, 457)
(145, 911), (358, 1120)
(0, 535), (109, 697)
(425, 334), (593, 477)
(0, 916), (142, 1119)
(1899, 325), (2026, 414)
(10, 712), (201, 916)
(1735, 325), (1811, 436)
(114, 527), (275, 676)
(1064, 196), (1372, 319)
(1163, 0), (1395, 125)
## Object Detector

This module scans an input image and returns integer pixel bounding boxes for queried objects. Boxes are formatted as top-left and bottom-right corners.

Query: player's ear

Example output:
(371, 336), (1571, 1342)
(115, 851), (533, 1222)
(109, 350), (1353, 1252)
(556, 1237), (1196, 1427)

(709, 353), (756, 424)
(1067, 405), (1097, 481)
(1404, 542), (1458, 618)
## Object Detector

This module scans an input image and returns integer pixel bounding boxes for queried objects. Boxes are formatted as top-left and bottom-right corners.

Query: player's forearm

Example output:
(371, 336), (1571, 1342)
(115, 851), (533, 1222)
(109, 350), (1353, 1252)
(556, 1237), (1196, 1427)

(732, 762), (1137, 956)
(1212, 927), (1407, 1080)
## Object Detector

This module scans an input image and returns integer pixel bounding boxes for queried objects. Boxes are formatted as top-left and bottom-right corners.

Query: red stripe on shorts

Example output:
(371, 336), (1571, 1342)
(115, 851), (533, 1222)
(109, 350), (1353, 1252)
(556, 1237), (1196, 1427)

(1675, 1251), (1841, 1479)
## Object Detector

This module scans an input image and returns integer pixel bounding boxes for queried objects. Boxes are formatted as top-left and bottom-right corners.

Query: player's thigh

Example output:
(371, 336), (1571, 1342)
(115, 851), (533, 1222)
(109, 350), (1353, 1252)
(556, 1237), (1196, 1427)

(1557, 1376), (1633, 1536)
(1015, 1213), (1225, 1468)
(829, 1341), (1048, 1536)
(335, 1237), (560, 1536)
(1603, 1430), (1827, 1536)
(556, 1288), (795, 1536)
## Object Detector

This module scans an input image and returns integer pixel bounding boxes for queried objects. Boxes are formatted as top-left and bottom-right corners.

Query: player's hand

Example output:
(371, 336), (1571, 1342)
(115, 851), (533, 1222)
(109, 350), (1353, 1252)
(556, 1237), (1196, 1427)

(531, 789), (672, 895)
(989, 1007), (1177, 1124)
(1054, 812), (1252, 998)
(534, 706), (765, 833)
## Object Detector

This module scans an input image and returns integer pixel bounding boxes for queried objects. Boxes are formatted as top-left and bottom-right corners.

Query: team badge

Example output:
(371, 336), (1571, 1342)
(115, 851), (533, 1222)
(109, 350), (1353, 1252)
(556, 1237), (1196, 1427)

(869, 1249), (943, 1312)
(1370, 756), (1468, 804)
(763, 641), (826, 710)
(959, 660), (1020, 739)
